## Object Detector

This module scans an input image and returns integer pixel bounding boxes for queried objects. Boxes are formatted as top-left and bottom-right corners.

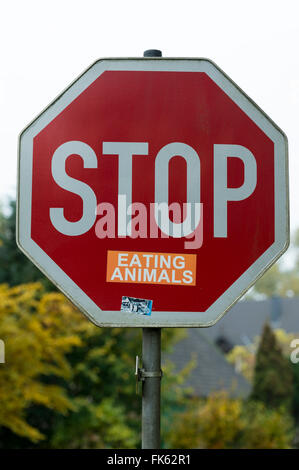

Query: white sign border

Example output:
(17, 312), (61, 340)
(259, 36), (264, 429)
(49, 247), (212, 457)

(17, 58), (289, 327)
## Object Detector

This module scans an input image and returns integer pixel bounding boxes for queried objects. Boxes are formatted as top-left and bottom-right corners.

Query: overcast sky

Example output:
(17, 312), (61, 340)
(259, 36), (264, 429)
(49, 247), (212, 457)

(1, 0), (299, 239)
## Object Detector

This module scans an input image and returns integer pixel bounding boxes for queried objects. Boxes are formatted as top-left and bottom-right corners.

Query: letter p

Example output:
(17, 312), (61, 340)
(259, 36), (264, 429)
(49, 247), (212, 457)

(214, 144), (257, 237)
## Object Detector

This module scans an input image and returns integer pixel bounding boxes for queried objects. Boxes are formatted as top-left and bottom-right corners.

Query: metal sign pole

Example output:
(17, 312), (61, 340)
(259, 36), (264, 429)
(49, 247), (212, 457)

(140, 49), (163, 450)
(142, 327), (162, 449)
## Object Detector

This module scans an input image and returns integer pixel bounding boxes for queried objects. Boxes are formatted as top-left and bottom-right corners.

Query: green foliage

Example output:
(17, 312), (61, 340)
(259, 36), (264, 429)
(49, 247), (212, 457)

(166, 392), (294, 449)
(252, 264), (283, 297)
(0, 283), (83, 442)
(242, 401), (294, 449)
(50, 398), (138, 449)
(227, 328), (298, 384)
(250, 228), (299, 298)
(227, 344), (256, 382)
(166, 392), (244, 449)
(0, 282), (187, 448)
(47, 325), (187, 449)
(292, 363), (299, 423)
(161, 353), (197, 448)
(251, 323), (293, 410)
(227, 326), (299, 432)
(0, 199), (189, 448)
(1, 199), (297, 448)
(0, 200), (53, 289)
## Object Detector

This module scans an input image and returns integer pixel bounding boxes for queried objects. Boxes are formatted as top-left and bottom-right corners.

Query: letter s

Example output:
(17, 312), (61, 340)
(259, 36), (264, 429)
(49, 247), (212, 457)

(50, 141), (97, 236)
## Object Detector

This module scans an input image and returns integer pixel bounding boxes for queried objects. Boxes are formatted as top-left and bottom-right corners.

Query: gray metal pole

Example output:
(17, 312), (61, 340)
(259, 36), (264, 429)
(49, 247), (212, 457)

(142, 327), (161, 448)
(141, 48), (162, 450)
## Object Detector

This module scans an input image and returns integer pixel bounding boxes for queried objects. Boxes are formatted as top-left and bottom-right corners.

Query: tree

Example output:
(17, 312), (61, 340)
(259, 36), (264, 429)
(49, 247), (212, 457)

(227, 328), (298, 384)
(0, 282), (187, 448)
(44, 326), (187, 449)
(227, 344), (256, 382)
(248, 228), (299, 299)
(292, 363), (299, 423)
(0, 200), (53, 289)
(243, 401), (294, 449)
(251, 264), (283, 298)
(0, 283), (83, 442)
(251, 322), (293, 410)
(166, 391), (294, 449)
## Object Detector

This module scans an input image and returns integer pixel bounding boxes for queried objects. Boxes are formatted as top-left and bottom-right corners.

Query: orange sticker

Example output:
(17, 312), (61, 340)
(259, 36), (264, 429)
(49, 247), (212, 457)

(106, 251), (196, 286)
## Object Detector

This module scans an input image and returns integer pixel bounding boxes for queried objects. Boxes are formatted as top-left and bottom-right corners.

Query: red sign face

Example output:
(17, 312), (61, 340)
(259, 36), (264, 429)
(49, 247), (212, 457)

(18, 59), (288, 327)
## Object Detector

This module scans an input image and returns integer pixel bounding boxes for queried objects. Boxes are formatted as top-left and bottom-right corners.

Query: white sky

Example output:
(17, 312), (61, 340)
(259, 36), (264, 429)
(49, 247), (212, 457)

(1, 0), (299, 241)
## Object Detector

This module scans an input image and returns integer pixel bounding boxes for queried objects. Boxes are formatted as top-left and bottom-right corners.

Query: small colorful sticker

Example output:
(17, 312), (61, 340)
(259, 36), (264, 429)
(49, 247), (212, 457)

(121, 296), (153, 316)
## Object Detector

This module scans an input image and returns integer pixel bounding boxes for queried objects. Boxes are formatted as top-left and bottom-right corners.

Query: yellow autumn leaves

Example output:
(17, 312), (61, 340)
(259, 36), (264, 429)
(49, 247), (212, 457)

(0, 283), (91, 442)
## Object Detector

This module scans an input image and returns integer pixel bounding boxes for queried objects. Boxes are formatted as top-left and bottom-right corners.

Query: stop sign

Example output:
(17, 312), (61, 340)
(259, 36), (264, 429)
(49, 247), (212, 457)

(17, 58), (288, 327)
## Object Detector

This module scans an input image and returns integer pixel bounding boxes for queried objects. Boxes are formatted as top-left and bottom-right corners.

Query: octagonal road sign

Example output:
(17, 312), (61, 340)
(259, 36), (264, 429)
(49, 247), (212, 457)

(17, 58), (289, 327)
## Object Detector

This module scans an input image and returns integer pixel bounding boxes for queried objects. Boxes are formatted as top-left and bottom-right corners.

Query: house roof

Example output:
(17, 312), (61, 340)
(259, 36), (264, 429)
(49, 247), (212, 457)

(162, 296), (298, 399)
(201, 296), (299, 347)
(163, 328), (250, 398)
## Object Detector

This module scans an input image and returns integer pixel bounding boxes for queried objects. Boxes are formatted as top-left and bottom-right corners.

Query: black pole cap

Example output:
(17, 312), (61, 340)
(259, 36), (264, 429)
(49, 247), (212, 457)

(143, 49), (162, 57)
